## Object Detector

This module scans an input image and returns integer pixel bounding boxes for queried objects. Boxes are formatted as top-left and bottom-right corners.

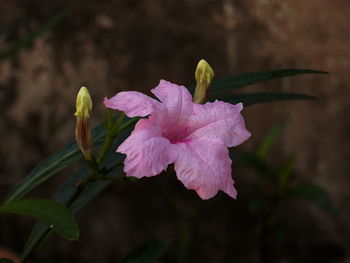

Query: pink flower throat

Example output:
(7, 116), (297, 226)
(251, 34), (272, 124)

(162, 126), (191, 144)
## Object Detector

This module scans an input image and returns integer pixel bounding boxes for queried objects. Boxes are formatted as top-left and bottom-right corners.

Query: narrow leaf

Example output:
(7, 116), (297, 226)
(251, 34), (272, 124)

(277, 156), (295, 195)
(0, 199), (79, 240)
(231, 151), (278, 181)
(21, 124), (134, 260)
(210, 69), (328, 97)
(256, 124), (284, 158)
(3, 122), (106, 205)
(288, 181), (336, 215)
(220, 92), (317, 106)
(19, 168), (89, 261)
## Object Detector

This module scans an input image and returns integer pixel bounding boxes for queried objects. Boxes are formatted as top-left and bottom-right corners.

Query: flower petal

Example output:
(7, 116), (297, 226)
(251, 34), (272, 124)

(151, 80), (194, 142)
(104, 91), (161, 117)
(117, 119), (176, 178)
(186, 101), (251, 147)
(151, 80), (193, 128)
(173, 138), (237, 199)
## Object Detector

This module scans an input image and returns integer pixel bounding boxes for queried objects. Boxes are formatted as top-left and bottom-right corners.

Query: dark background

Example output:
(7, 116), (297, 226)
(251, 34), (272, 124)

(0, 0), (349, 262)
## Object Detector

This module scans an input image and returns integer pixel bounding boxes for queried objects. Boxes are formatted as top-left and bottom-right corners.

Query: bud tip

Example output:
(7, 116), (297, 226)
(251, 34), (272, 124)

(75, 86), (92, 119)
(194, 59), (214, 104)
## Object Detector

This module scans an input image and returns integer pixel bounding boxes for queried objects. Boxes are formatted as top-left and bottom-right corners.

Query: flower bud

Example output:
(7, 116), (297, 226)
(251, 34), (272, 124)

(74, 87), (93, 161)
(75, 86), (92, 120)
(194, 59), (214, 104)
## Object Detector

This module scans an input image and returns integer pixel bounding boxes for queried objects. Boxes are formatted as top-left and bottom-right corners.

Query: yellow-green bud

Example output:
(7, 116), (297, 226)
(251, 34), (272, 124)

(74, 86), (93, 162)
(194, 59), (214, 104)
(74, 86), (92, 120)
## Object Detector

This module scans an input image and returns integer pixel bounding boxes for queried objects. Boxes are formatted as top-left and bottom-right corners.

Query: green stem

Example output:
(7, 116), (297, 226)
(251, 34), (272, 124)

(97, 113), (124, 163)
(119, 117), (139, 132)
(84, 156), (100, 173)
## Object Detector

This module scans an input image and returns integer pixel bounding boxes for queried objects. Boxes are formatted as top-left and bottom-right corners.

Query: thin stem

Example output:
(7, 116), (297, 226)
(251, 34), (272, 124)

(83, 156), (100, 173)
(97, 114), (137, 164)
(118, 117), (139, 132)
(97, 113), (122, 163)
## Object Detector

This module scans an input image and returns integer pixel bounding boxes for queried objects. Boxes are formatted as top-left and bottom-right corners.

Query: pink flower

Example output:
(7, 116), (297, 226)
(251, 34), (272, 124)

(104, 80), (251, 199)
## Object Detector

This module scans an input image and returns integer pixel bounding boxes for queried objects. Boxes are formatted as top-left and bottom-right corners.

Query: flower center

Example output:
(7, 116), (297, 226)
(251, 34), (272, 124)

(163, 126), (191, 144)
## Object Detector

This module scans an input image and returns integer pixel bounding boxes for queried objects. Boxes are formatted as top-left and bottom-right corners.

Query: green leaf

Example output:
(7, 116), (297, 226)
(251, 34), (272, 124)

(0, 10), (68, 61)
(220, 92), (317, 106)
(0, 259), (15, 263)
(209, 69), (328, 97)
(21, 169), (119, 260)
(3, 122), (106, 205)
(277, 156), (295, 195)
(122, 239), (167, 263)
(20, 123), (135, 260)
(256, 124), (284, 158)
(20, 169), (89, 261)
(231, 151), (278, 181)
(4, 141), (81, 205)
(288, 181), (336, 215)
(0, 199), (79, 240)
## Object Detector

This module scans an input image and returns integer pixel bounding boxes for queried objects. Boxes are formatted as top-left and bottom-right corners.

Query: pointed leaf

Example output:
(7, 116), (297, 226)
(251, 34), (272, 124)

(20, 168), (89, 261)
(4, 122), (106, 205)
(21, 122), (135, 260)
(256, 124), (284, 158)
(277, 156), (295, 195)
(0, 199), (79, 240)
(231, 151), (278, 181)
(288, 181), (336, 215)
(209, 69), (328, 97)
(220, 92), (317, 106)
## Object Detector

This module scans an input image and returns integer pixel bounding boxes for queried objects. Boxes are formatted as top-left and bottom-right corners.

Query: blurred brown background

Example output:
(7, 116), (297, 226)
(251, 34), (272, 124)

(0, 0), (349, 262)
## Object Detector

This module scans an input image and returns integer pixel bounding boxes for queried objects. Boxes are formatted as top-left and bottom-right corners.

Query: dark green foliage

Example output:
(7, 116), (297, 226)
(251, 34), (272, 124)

(210, 69), (328, 97)
(20, 122), (133, 260)
(220, 92), (317, 106)
(0, 199), (79, 240)
(3, 121), (106, 205)
(288, 181), (336, 215)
